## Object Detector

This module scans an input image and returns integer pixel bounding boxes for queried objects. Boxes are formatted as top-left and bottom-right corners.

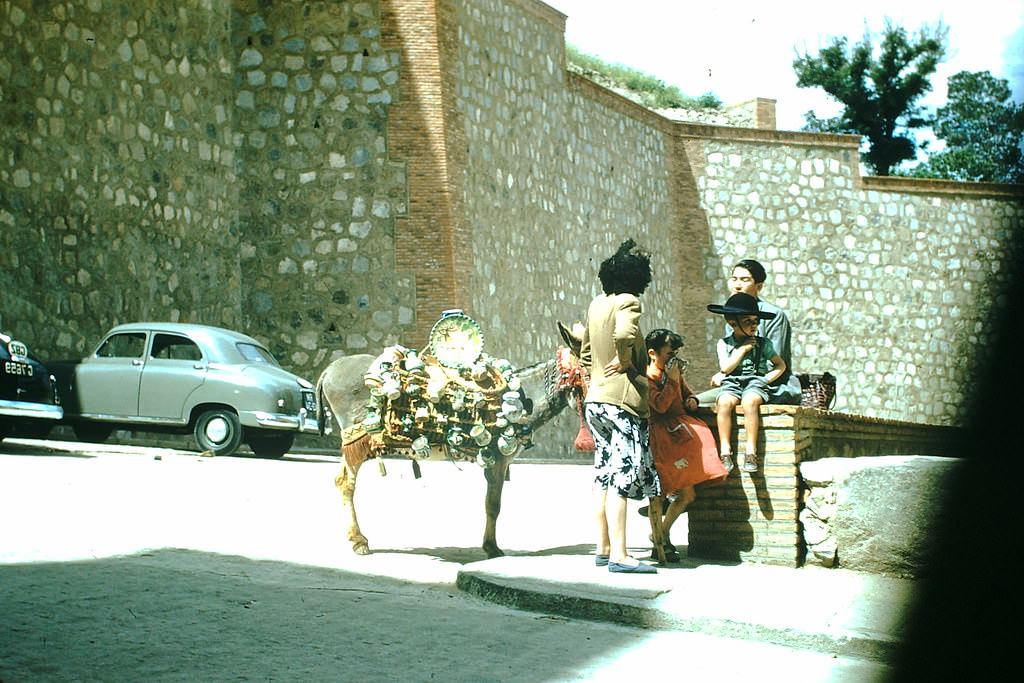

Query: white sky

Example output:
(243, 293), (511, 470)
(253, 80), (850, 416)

(543, 0), (1024, 132)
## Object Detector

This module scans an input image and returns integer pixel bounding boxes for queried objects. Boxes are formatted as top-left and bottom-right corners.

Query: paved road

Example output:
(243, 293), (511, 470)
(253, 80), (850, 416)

(0, 439), (888, 681)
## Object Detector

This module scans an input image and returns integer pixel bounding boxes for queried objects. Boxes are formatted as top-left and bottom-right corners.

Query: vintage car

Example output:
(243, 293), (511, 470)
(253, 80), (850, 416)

(0, 331), (64, 441)
(49, 323), (321, 458)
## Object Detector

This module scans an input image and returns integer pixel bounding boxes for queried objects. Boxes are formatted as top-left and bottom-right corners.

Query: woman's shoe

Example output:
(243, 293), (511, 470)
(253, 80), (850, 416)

(720, 452), (735, 473)
(608, 560), (657, 574)
(594, 554), (610, 567)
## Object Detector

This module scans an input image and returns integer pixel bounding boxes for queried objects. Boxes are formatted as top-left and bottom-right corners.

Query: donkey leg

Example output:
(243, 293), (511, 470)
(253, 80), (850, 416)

(335, 454), (370, 555)
(482, 456), (511, 558)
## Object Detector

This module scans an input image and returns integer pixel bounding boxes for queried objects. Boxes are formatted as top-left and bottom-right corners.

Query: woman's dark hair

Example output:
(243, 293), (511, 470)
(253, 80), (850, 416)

(734, 258), (766, 284)
(598, 239), (652, 295)
(645, 328), (683, 353)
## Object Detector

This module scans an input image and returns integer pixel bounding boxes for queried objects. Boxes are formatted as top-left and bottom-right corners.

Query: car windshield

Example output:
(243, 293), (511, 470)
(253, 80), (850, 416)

(236, 342), (279, 366)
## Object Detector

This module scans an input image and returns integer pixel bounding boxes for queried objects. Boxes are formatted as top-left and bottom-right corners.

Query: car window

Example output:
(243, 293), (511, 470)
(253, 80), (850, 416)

(151, 334), (203, 361)
(95, 332), (147, 359)
(237, 342), (279, 366)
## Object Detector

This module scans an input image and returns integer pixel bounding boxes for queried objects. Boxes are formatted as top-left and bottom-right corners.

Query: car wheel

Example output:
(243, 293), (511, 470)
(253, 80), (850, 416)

(73, 423), (114, 443)
(247, 431), (295, 459)
(194, 409), (242, 457)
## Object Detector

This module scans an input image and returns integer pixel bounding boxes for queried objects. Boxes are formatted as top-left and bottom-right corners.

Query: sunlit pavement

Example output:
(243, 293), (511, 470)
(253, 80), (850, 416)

(1, 438), (904, 679)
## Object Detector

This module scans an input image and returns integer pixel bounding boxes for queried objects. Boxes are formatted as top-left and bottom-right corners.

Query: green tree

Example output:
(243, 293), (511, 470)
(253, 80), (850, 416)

(907, 71), (1024, 184)
(793, 20), (948, 175)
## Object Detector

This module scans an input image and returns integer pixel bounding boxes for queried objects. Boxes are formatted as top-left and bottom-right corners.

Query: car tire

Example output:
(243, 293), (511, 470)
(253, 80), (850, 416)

(194, 409), (242, 457)
(73, 422), (114, 443)
(247, 431), (295, 459)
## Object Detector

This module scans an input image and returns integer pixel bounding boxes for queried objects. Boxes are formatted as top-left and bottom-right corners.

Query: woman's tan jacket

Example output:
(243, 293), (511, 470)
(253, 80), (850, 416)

(579, 293), (649, 418)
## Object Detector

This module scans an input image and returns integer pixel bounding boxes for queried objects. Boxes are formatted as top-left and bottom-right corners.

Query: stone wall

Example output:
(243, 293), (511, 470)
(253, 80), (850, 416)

(449, 0), (678, 364)
(800, 455), (963, 576)
(2, 0), (1022, 457)
(680, 125), (1022, 424)
(230, 0), (412, 369)
(1, 0), (412, 374)
(1, 0), (242, 354)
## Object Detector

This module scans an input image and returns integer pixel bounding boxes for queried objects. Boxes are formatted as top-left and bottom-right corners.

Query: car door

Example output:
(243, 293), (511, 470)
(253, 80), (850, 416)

(138, 333), (207, 422)
(75, 331), (148, 418)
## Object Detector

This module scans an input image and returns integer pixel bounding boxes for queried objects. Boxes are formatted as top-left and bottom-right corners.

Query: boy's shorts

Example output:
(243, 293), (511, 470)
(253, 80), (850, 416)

(719, 375), (771, 403)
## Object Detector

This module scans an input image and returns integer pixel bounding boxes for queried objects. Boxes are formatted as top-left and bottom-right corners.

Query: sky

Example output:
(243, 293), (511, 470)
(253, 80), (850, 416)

(543, 0), (1024, 133)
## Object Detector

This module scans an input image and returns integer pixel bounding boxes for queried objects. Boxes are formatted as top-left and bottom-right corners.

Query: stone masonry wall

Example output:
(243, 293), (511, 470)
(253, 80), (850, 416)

(2, 0), (1021, 453)
(449, 0), (678, 365)
(680, 127), (1022, 424)
(230, 0), (412, 370)
(1, 0), (241, 354)
(1, 0), (412, 378)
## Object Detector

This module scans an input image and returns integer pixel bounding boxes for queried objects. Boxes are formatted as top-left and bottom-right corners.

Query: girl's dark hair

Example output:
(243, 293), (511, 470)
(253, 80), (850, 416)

(645, 328), (683, 353)
(734, 258), (766, 284)
(598, 239), (652, 295)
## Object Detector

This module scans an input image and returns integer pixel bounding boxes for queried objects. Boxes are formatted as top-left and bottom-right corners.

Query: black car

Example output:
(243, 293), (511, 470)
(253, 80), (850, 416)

(0, 331), (63, 441)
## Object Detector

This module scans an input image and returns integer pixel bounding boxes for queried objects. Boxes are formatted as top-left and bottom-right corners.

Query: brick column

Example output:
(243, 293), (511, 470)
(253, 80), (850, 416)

(379, 0), (468, 348)
(754, 98), (777, 130)
(687, 406), (802, 566)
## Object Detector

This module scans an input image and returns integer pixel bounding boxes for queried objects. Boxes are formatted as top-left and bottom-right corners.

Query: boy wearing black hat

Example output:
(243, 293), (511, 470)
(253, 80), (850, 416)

(707, 292), (787, 473)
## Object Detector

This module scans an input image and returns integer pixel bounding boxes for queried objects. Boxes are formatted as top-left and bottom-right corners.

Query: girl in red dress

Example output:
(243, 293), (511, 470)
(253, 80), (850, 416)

(645, 329), (728, 561)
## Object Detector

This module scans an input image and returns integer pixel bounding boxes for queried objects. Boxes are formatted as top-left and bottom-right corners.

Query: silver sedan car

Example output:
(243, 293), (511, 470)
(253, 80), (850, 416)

(49, 323), (322, 458)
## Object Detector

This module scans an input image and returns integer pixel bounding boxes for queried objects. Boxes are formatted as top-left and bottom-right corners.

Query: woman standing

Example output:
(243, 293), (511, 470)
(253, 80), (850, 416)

(580, 239), (660, 574)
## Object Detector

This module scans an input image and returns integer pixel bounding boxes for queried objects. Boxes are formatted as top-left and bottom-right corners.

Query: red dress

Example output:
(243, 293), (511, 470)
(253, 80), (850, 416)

(646, 367), (727, 494)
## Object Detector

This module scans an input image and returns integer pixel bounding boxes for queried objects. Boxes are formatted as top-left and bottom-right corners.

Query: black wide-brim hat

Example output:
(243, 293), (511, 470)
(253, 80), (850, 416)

(707, 292), (777, 319)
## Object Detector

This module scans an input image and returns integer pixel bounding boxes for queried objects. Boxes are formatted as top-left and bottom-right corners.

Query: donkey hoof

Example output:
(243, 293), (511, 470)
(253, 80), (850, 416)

(483, 546), (504, 559)
(353, 542), (371, 555)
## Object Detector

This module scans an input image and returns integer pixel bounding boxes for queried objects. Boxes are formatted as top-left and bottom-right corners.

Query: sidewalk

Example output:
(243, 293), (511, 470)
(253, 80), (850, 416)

(456, 552), (913, 662)
(349, 457), (916, 662)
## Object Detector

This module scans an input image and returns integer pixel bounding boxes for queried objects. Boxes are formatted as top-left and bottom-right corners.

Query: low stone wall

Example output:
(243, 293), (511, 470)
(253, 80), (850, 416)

(800, 455), (963, 577)
(686, 406), (965, 568)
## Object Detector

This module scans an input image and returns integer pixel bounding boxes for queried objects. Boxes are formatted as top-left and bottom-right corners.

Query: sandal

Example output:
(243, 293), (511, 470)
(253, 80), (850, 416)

(720, 452), (735, 473)
(648, 537), (679, 563)
(742, 452), (759, 473)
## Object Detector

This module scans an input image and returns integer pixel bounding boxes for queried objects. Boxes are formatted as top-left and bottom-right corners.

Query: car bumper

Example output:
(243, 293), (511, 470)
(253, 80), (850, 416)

(0, 399), (64, 421)
(241, 409), (324, 434)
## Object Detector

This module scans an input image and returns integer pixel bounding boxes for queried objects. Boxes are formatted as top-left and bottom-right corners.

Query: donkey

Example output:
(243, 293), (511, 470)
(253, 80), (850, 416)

(316, 353), (568, 559)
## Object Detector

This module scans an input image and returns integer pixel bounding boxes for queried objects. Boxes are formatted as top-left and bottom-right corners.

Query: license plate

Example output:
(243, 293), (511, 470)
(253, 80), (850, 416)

(302, 391), (316, 413)
(3, 361), (33, 377)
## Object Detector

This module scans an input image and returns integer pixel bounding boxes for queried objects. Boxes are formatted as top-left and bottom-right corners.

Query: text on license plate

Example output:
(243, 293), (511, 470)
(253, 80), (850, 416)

(3, 361), (33, 377)
(302, 391), (316, 413)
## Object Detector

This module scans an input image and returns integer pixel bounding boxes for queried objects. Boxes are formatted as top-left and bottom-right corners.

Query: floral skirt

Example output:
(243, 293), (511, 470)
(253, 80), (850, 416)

(585, 402), (660, 500)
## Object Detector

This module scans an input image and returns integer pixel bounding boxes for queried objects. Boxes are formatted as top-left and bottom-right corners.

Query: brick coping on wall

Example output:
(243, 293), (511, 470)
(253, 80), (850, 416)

(513, 0), (567, 28)
(861, 175), (1024, 200)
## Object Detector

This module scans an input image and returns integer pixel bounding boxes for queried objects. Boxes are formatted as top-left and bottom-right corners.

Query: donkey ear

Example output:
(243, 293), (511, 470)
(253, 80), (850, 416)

(557, 320), (583, 357)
